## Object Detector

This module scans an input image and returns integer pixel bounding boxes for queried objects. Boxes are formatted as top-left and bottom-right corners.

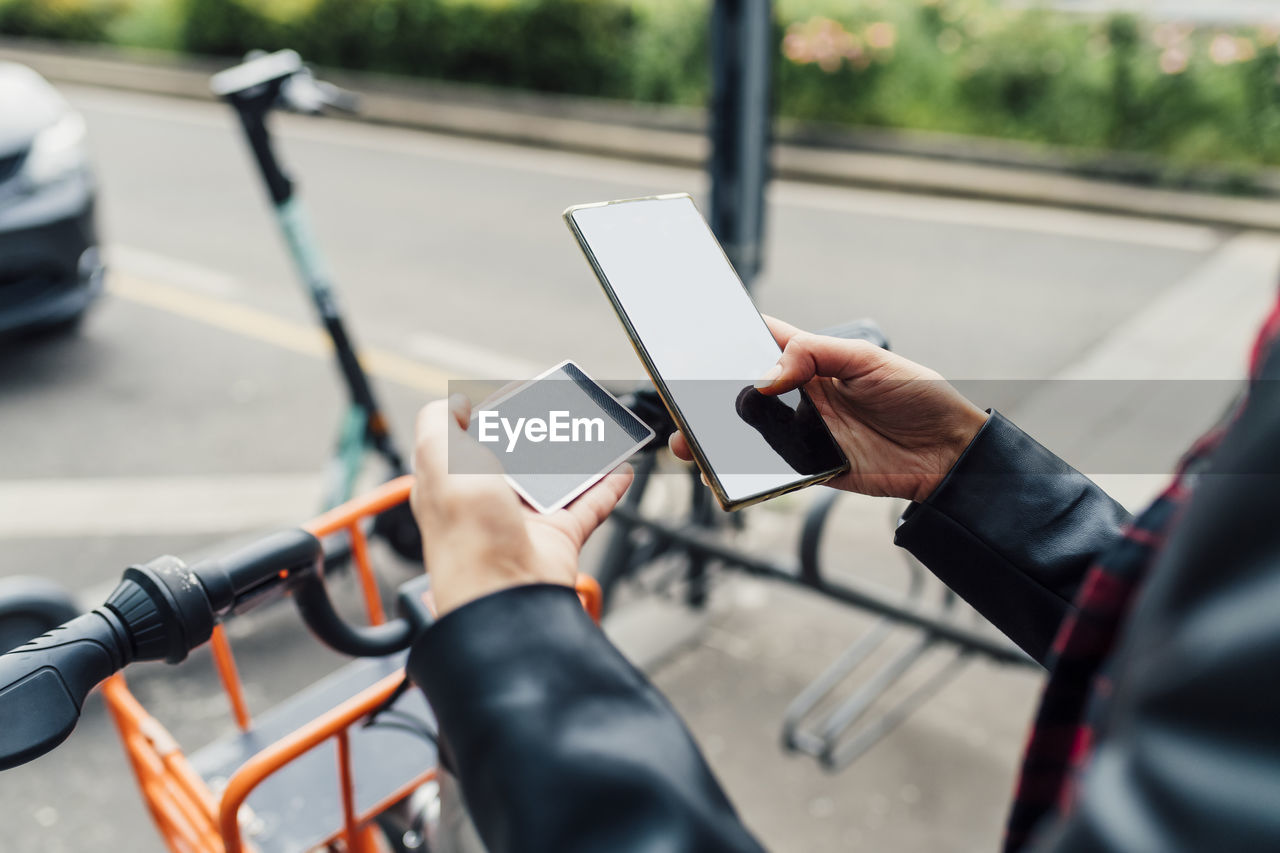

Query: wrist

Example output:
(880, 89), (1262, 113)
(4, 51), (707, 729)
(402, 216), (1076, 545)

(425, 545), (542, 616)
(916, 405), (990, 503)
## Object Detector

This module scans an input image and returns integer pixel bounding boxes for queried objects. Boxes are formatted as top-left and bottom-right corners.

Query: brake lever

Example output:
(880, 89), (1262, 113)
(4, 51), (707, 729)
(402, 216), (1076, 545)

(280, 69), (360, 116)
(316, 79), (360, 114)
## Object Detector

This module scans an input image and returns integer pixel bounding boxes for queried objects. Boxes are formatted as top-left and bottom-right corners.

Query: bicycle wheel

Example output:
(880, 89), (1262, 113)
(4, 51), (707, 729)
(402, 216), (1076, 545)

(377, 771), (487, 853)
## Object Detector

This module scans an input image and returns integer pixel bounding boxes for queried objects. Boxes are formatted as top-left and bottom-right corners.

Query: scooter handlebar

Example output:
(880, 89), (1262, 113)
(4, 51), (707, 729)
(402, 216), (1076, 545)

(212, 49), (359, 116)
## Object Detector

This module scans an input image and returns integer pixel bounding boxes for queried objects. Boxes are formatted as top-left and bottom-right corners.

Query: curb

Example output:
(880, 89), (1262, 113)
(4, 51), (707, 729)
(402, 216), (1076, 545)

(4, 38), (1280, 231)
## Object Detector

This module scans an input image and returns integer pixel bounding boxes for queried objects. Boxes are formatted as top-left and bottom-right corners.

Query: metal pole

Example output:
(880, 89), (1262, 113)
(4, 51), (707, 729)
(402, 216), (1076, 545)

(708, 0), (773, 290)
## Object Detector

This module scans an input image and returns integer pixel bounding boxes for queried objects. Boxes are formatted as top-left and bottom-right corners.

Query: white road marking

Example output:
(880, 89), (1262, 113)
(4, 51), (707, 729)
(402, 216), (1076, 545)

(109, 268), (455, 395)
(106, 245), (243, 298)
(0, 475), (322, 538)
(68, 85), (1224, 251)
(107, 245), (549, 388)
(405, 331), (542, 379)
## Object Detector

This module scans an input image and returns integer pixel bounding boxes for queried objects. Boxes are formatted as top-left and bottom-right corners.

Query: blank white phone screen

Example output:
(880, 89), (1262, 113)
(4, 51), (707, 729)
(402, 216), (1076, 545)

(569, 196), (845, 505)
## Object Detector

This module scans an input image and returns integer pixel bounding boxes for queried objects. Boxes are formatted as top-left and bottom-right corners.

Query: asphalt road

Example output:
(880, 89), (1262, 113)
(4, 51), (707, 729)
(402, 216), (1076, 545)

(0, 83), (1231, 853)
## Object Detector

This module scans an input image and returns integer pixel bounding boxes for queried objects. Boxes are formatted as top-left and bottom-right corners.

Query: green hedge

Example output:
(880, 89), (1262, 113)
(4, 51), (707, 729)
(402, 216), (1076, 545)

(5, 0), (1280, 176)
(174, 0), (644, 97)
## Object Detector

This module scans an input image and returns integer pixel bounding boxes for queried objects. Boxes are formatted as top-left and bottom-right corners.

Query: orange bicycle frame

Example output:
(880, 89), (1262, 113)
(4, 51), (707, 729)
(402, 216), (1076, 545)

(102, 476), (601, 853)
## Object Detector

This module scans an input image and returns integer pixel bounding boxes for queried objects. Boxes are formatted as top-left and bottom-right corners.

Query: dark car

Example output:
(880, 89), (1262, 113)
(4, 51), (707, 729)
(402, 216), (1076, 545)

(0, 62), (102, 335)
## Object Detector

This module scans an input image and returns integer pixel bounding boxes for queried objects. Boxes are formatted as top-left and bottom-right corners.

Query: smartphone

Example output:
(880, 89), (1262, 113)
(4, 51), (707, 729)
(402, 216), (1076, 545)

(464, 360), (655, 514)
(564, 193), (848, 511)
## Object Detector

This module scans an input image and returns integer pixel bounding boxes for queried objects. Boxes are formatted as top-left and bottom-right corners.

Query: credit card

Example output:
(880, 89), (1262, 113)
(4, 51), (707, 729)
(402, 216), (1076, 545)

(465, 360), (654, 513)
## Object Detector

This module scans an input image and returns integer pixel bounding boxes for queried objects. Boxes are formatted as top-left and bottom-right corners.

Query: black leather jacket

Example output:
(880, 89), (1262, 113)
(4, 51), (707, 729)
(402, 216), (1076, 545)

(407, 354), (1280, 853)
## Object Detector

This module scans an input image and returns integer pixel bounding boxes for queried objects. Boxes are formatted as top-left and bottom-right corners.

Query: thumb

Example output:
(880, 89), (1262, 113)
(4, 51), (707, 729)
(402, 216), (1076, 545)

(755, 332), (886, 395)
(559, 463), (635, 546)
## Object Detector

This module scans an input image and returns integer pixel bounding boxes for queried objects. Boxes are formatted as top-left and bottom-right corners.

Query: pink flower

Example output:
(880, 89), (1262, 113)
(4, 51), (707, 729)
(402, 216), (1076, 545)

(1210, 33), (1240, 64)
(782, 17), (869, 73)
(783, 31), (811, 64)
(1159, 47), (1189, 75)
(865, 21), (897, 51)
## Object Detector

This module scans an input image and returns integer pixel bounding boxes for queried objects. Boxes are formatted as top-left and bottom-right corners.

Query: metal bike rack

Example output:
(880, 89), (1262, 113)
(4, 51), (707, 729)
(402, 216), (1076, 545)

(782, 492), (978, 770)
(605, 497), (1036, 669)
(605, 483), (1038, 770)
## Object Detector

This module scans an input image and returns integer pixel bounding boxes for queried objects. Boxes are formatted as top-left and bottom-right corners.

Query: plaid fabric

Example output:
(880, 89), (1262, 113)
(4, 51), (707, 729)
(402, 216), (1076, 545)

(1002, 290), (1280, 852)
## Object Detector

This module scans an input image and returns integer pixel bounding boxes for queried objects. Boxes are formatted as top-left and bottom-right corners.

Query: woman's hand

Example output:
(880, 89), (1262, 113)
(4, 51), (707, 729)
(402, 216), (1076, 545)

(411, 396), (634, 616)
(670, 316), (988, 503)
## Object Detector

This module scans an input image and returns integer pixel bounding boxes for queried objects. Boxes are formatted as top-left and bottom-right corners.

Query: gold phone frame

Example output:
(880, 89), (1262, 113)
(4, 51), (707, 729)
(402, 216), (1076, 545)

(563, 192), (849, 512)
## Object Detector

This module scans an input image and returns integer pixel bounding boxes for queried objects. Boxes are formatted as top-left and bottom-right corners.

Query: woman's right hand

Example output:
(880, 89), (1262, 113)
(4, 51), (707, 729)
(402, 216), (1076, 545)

(669, 316), (988, 503)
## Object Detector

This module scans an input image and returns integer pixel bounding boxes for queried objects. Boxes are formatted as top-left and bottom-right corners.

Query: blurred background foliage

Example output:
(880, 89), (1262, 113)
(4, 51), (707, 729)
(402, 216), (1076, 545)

(4, 0), (1280, 174)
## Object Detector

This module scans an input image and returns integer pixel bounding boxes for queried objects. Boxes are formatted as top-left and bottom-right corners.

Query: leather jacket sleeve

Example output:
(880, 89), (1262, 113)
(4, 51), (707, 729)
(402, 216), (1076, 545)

(407, 583), (766, 853)
(1030, 358), (1280, 851)
(894, 411), (1131, 664)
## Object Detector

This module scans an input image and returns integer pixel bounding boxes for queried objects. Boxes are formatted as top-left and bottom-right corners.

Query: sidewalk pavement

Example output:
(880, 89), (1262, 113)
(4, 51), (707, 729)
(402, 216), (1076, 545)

(5, 37), (1280, 232)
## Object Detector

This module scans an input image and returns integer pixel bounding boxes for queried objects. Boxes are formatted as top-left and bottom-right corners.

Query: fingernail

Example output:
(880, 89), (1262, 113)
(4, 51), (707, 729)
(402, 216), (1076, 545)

(754, 364), (782, 390)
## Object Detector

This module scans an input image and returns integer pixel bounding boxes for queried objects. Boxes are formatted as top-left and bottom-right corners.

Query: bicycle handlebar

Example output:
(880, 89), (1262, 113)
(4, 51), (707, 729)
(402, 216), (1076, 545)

(0, 608), (129, 769)
(290, 570), (415, 656)
(0, 527), (419, 770)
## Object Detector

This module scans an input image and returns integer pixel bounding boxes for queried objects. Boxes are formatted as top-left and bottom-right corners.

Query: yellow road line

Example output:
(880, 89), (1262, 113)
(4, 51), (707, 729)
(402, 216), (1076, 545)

(109, 272), (451, 396)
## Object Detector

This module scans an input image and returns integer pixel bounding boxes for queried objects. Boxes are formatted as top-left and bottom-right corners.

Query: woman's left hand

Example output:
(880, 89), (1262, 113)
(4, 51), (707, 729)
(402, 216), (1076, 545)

(410, 396), (634, 616)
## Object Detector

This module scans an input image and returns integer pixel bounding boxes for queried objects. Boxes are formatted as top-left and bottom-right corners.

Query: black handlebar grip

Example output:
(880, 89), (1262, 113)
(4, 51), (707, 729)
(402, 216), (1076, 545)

(0, 608), (130, 770)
